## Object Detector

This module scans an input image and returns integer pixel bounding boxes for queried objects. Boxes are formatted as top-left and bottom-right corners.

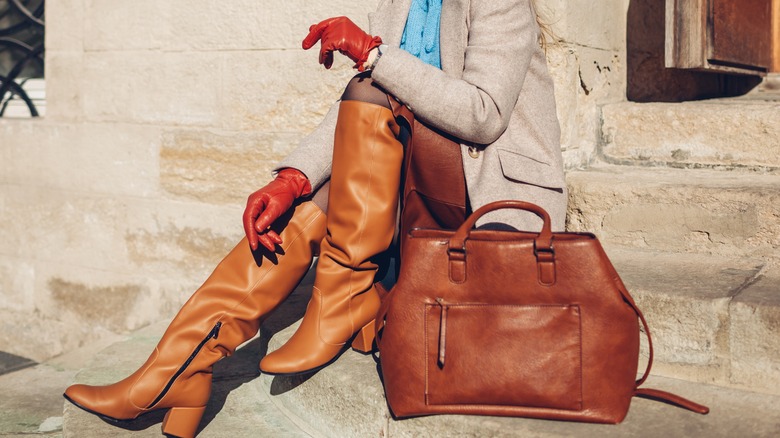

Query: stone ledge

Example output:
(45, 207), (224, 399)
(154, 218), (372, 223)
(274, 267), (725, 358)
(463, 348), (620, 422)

(601, 100), (780, 170)
(566, 165), (780, 259)
(63, 248), (780, 437)
(64, 318), (780, 438)
(261, 353), (780, 438)
(606, 247), (780, 392)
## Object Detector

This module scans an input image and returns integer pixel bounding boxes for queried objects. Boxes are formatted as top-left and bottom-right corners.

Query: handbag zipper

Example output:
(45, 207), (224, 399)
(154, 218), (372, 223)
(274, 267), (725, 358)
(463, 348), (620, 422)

(436, 298), (449, 368)
(148, 321), (222, 408)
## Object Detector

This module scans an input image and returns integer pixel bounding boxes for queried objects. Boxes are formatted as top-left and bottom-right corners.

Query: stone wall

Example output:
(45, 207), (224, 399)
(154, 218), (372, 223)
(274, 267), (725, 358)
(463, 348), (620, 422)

(542, 0), (630, 167)
(0, 0), (630, 361)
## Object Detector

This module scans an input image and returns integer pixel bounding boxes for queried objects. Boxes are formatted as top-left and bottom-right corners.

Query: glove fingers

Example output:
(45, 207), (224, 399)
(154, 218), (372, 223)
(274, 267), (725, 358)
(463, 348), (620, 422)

(257, 233), (277, 252)
(254, 203), (282, 233)
(243, 199), (266, 251)
(322, 49), (334, 69)
(318, 38), (335, 68)
(244, 220), (259, 251)
(303, 16), (339, 49)
(302, 23), (324, 49)
(266, 230), (283, 245)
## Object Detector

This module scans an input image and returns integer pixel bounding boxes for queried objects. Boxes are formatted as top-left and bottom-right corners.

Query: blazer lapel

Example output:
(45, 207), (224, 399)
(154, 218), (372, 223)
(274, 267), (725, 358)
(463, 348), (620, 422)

(440, 0), (468, 75)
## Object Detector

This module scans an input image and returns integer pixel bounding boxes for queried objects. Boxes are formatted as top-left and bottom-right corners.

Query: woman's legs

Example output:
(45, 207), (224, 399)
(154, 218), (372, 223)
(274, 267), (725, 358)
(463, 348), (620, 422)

(64, 200), (327, 437)
(259, 74), (404, 375)
(339, 71), (392, 109)
(63, 71), (406, 434)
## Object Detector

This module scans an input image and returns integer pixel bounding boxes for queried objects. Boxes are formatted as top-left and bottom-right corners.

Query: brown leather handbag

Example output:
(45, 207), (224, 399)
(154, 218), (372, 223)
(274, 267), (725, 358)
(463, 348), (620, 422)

(375, 201), (709, 423)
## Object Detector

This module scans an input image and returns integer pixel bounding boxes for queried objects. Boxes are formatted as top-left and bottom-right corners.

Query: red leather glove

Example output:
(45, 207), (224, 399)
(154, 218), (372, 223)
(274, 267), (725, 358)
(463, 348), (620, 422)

(243, 168), (312, 251)
(302, 16), (382, 71)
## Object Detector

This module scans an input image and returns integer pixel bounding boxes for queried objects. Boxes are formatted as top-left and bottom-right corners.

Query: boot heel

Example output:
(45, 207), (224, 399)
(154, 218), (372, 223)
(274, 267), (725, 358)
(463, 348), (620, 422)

(162, 406), (206, 438)
(351, 320), (376, 353)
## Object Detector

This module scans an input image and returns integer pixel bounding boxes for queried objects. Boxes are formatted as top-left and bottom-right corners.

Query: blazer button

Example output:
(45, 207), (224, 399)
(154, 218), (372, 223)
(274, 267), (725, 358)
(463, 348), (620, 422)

(468, 146), (480, 158)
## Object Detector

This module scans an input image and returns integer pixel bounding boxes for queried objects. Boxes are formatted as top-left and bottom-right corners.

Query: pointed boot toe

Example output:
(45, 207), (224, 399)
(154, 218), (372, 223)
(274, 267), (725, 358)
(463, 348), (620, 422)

(258, 296), (349, 375)
(63, 383), (90, 406)
(63, 384), (103, 416)
(259, 347), (326, 376)
(63, 382), (134, 422)
(260, 280), (381, 376)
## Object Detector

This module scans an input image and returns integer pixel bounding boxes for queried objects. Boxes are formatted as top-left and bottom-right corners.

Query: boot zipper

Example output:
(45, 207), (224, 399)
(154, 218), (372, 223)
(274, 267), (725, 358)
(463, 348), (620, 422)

(148, 321), (222, 408)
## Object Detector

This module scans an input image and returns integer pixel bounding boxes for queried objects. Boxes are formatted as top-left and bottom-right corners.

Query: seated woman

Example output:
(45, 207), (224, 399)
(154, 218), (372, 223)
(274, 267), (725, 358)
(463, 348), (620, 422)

(63, 1), (566, 437)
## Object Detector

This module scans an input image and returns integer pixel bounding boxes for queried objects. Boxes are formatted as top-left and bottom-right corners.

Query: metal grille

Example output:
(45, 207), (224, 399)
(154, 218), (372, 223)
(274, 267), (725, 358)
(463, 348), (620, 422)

(0, 0), (44, 117)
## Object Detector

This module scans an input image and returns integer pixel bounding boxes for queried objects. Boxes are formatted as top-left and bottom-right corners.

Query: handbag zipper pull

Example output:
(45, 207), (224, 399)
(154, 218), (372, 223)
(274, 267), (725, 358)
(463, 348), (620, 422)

(436, 298), (449, 368)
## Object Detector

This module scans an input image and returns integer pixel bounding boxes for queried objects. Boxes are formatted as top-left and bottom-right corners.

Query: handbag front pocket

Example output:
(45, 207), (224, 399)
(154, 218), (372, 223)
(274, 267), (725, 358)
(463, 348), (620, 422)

(425, 303), (583, 411)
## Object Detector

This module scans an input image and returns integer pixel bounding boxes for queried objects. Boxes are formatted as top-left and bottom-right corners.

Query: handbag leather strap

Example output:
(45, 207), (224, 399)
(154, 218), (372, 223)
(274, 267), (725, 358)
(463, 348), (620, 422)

(374, 282), (390, 349)
(612, 274), (710, 414)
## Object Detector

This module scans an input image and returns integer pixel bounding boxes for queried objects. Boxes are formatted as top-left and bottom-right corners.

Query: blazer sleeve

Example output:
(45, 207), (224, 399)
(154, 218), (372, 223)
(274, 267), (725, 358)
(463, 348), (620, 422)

(273, 99), (339, 189)
(371, 0), (536, 145)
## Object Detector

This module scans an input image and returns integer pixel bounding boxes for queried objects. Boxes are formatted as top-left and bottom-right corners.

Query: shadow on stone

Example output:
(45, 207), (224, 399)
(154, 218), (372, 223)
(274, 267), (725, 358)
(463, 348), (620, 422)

(197, 269), (314, 432)
(195, 254), (398, 429)
(265, 256), (398, 396)
(269, 371), (317, 395)
(0, 351), (36, 376)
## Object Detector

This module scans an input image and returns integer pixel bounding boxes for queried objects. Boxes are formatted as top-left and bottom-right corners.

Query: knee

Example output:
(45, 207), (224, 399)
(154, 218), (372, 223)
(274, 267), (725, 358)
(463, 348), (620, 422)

(341, 72), (392, 109)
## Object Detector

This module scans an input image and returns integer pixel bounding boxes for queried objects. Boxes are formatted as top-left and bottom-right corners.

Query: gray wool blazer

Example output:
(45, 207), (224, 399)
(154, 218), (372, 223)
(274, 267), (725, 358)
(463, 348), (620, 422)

(278, 0), (567, 231)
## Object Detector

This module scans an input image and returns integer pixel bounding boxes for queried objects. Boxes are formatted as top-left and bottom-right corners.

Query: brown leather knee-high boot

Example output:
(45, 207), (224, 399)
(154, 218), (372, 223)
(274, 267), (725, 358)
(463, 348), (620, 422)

(63, 201), (326, 438)
(259, 100), (403, 375)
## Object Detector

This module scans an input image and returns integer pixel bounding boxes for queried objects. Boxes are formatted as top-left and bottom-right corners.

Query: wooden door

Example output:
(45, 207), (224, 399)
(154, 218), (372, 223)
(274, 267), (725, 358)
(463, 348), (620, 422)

(666, 0), (775, 75)
(774, 0), (780, 71)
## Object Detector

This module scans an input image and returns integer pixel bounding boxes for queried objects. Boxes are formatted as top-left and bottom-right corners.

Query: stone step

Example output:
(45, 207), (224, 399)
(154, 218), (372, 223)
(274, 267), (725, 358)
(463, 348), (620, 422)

(0, 330), (124, 437)
(605, 246), (779, 393)
(61, 320), (311, 438)
(600, 98), (780, 170)
(566, 164), (780, 259)
(63, 248), (780, 437)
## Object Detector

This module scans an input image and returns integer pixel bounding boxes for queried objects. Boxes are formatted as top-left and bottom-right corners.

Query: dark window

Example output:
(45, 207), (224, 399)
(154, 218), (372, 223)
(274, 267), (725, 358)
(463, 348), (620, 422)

(0, 0), (45, 117)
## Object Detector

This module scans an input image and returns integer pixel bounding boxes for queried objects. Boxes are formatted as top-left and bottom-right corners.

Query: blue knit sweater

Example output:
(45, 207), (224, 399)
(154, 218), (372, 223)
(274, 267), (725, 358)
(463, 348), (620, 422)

(399, 0), (442, 69)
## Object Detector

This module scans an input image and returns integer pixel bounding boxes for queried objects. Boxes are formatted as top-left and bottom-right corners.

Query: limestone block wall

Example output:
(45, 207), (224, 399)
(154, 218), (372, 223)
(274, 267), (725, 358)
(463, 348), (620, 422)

(0, 0), (630, 361)
(542, 0), (630, 167)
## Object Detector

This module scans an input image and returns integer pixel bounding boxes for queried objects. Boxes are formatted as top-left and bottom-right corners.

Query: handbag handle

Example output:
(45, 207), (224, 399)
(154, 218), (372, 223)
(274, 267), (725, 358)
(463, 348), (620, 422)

(448, 200), (553, 254)
(447, 201), (555, 285)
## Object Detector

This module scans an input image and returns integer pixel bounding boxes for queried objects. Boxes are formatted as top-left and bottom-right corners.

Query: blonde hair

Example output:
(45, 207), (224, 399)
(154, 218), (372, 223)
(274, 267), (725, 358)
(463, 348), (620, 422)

(529, 0), (556, 51)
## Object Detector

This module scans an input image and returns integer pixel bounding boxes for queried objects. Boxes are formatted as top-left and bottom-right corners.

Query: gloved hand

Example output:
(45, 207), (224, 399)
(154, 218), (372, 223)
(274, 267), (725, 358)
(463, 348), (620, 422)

(302, 16), (383, 71)
(243, 168), (312, 251)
